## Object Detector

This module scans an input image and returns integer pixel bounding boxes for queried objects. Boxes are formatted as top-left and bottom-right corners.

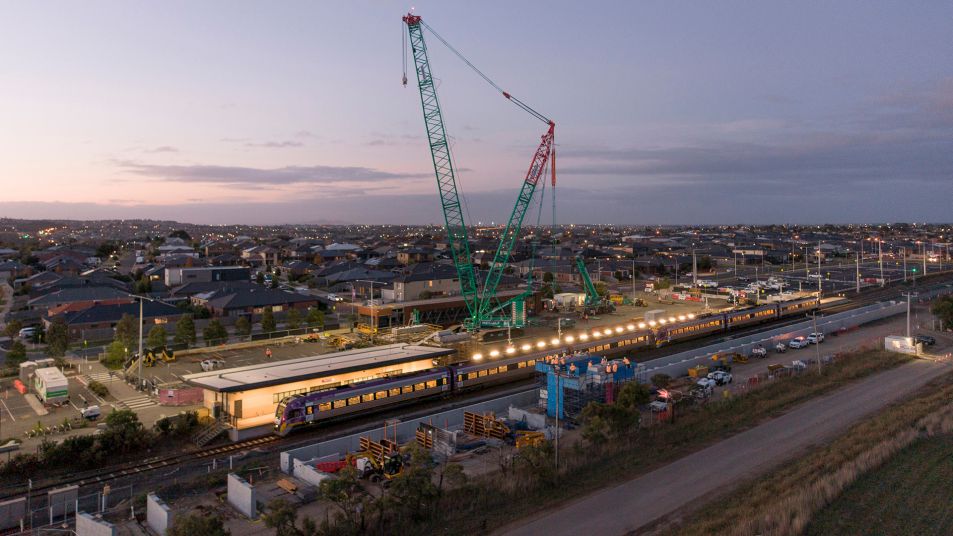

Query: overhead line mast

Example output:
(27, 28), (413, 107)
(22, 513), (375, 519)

(402, 13), (555, 330)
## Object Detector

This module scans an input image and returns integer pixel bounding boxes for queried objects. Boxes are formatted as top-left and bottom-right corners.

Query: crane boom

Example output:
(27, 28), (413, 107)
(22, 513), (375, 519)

(403, 14), (480, 321)
(478, 123), (555, 322)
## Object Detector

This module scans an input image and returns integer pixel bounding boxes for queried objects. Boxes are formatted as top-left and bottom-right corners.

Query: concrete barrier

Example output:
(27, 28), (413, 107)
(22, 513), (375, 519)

(146, 493), (173, 535)
(227, 473), (258, 519)
(76, 512), (116, 536)
(281, 389), (538, 473)
(292, 463), (332, 487)
(0, 497), (26, 531)
(48, 484), (79, 523)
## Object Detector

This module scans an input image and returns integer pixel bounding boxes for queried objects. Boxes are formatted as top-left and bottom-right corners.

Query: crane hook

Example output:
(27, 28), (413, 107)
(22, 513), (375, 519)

(402, 74), (408, 87)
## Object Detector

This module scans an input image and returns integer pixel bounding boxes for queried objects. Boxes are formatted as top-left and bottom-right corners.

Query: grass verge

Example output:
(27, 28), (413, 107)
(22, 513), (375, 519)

(660, 366), (953, 536)
(426, 349), (911, 533)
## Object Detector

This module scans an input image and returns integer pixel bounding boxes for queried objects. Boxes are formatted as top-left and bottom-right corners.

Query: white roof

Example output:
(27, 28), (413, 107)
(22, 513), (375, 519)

(35, 367), (68, 384)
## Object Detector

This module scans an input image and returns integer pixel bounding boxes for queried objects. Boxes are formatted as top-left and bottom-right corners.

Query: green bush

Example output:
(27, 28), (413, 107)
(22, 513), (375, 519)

(88, 380), (109, 398)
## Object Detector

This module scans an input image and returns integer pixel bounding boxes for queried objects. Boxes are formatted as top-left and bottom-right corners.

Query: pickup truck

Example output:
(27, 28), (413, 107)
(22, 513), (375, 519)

(789, 337), (809, 349)
(806, 332), (825, 344)
(696, 377), (718, 390)
(706, 371), (732, 386)
(751, 345), (767, 358)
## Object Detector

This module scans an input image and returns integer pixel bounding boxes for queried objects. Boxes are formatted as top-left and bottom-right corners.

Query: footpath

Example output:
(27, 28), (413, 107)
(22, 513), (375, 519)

(502, 357), (953, 536)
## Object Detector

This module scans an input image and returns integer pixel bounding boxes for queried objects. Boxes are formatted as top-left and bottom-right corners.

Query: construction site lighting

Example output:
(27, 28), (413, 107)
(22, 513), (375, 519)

(688, 313), (696, 319)
(638, 322), (646, 329)
(626, 324), (635, 330)
(536, 341), (547, 349)
(550, 338), (560, 345)
(579, 333), (589, 341)
(678, 315), (686, 321)
(658, 318), (667, 325)
(615, 326), (624, 333)
(649, 321), (657, 327)
(473, 353), (483, 360)
(668, 316), (676, 323)
(505, 346), (516, 354)
(592, 331), (601, 338)
(603, 328), (612, 335)
(521, 344), (532, 351)
(565, 335), (575, 343)
(489, 350), (500, 358)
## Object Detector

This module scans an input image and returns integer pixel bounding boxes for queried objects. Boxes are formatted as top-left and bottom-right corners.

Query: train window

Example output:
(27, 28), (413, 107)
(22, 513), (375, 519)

(319, 402), (331, 412)
(457, 374), (464, 382)
(467, 372), (478, 380)
(487, 368), (497, 375)
(333, 399), (346, 409)
(517, 361), (526, 368)
(478, 370), (488, 377)
(347, 396), (360, 406)
(306, 406), (314, 415)
(402, 385), (413, 394)
(426, 380), (437, 388)
(376, 391), (388, 399)
(527, 359), (536, 366)
(389, 388), (401, 397)
(362, 393), (374, 403)
(414, 382), (426, 391)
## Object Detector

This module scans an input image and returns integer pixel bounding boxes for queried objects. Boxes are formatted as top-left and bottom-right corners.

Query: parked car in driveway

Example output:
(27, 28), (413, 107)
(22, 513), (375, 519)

(789, 337), (809, 349)
(915, 334), (936, 346)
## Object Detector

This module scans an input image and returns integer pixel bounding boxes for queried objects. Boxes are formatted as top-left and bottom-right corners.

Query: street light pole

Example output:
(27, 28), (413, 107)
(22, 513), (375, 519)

(903, 292), (917, 338)
(855, 252), (860, 294)
(923, 241), (928, 276)
(878, 239), (884, 285)
(137, 297), (144, 391)
(813, 311), (821, 375)
(903, 247), (907, 282)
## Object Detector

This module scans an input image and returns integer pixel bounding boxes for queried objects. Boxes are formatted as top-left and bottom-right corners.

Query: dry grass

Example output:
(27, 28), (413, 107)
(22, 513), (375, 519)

(666, 369), (953, 536)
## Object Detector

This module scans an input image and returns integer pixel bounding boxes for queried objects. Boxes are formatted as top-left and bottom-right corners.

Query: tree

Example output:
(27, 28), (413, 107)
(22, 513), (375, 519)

(235, 316), (252, 339)
(3, 319), (22, 339)
(168, 229), (191, 241)
(261, 307), (276, 333)
(114, 313), (138, 350)
(306, 308), (324, 328)
(103, 340), (127, 369)
(95, 241), (118, 259)
(651, 373), (672, 389)
(594, 281), (609, 297)
(274, 267), (281, 277)
(135, 276), (152, 294)
(418, 290), (433, 300)
(46, 317), (70, 357)
(168, 511), (230, 536)
(655, 277), (672, 290)
(262, 498), (316, 536)
(174, 315), (196, 347)
(543, 271), (554, 283)
(99, 409), (149, 455)
(932, 296), (953, 331)
(203, 319), (228, 346)
(146, 325), (167, 348)
(286, 308), (301, 330)
(386, 443), (439, 523)
(6, 340), (27, 366)
(256, 272), (265, 285)
(319, 466), (369, 531)
(270, 278), (279, 289)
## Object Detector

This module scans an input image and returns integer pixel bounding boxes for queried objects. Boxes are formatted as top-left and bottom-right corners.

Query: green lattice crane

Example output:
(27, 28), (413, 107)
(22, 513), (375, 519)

(403, 13), (555, 330)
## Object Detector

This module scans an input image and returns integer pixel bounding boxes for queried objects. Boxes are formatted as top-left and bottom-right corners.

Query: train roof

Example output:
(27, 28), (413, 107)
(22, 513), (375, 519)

(183, 343), (455, 393)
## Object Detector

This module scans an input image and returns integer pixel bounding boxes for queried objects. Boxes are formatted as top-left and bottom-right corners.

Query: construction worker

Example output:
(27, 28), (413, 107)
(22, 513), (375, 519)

(265, 347), (273, 359)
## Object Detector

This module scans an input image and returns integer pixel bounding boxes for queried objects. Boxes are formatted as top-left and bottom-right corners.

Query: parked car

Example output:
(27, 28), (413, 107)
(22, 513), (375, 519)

(775, 342), (787, 353)
(696, 377), (718, 390)
(18, 327), (37, 339)
(326, 293), (343, 302)
(690, 385), (712, 400)
(649, 400), (669, 412)
(751, 345), (767, 358)
(201, 359), (226, 372)
(915, 334), (936, 346)
(81, 405), (101, 420)
(707, 370), (733, 385)
(789, 337), (809, 349)
(806, 332), (825, 344)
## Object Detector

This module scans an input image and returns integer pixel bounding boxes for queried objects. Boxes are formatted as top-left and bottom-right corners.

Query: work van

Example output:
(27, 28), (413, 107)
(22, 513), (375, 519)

(18, 327), (37, 339)
(81, 405), (101, 420)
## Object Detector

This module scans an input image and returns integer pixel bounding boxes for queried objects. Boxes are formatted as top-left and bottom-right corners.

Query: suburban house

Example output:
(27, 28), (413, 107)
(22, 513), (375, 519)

(191, 286), (317, 317)
(164, 266), (251, 286)
(28, 286), (133, 313)
(386, 263), (460, 302)
(49, 300), (186, 340)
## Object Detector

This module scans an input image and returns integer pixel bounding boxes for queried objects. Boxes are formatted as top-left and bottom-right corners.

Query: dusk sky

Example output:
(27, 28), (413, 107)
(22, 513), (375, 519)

(1, 2), (951, 225)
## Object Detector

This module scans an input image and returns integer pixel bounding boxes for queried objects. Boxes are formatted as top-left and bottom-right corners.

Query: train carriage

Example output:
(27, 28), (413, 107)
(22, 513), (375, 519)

(778, 296), (820, 317)
(656, 314), (725, 345)
(275, 369), (450, 436)
(454, 354), (539, 390)
(725, 304), (778, 328)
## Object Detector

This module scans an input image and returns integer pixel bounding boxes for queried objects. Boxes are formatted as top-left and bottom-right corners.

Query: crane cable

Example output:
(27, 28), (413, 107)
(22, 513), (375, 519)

(419, 20), (552, 126)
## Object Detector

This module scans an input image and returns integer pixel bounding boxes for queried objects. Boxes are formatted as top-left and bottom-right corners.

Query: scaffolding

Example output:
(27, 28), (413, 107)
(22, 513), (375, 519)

(537, 354), (647, 422)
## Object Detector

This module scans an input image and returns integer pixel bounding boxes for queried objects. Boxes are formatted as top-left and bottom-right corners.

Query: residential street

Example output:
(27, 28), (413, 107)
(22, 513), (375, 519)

(502, 357), (953, 536)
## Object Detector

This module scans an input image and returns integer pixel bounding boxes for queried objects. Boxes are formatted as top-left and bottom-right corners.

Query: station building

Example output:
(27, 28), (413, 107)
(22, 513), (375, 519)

(183, 344), (455, 440)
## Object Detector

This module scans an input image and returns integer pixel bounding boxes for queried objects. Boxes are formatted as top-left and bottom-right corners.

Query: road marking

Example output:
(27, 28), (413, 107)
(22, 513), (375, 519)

(0, 398), (15, 422)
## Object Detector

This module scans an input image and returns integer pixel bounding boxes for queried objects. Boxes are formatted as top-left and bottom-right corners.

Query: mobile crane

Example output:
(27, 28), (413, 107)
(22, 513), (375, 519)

(403, 13), (555, 330)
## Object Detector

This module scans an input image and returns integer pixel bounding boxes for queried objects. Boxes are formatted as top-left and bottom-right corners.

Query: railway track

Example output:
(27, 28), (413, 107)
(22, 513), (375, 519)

(3, 272), (951, 504)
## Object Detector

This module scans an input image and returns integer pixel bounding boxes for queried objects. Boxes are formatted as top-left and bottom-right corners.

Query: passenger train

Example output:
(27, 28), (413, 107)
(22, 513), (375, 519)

(275, 296), (819, 435)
